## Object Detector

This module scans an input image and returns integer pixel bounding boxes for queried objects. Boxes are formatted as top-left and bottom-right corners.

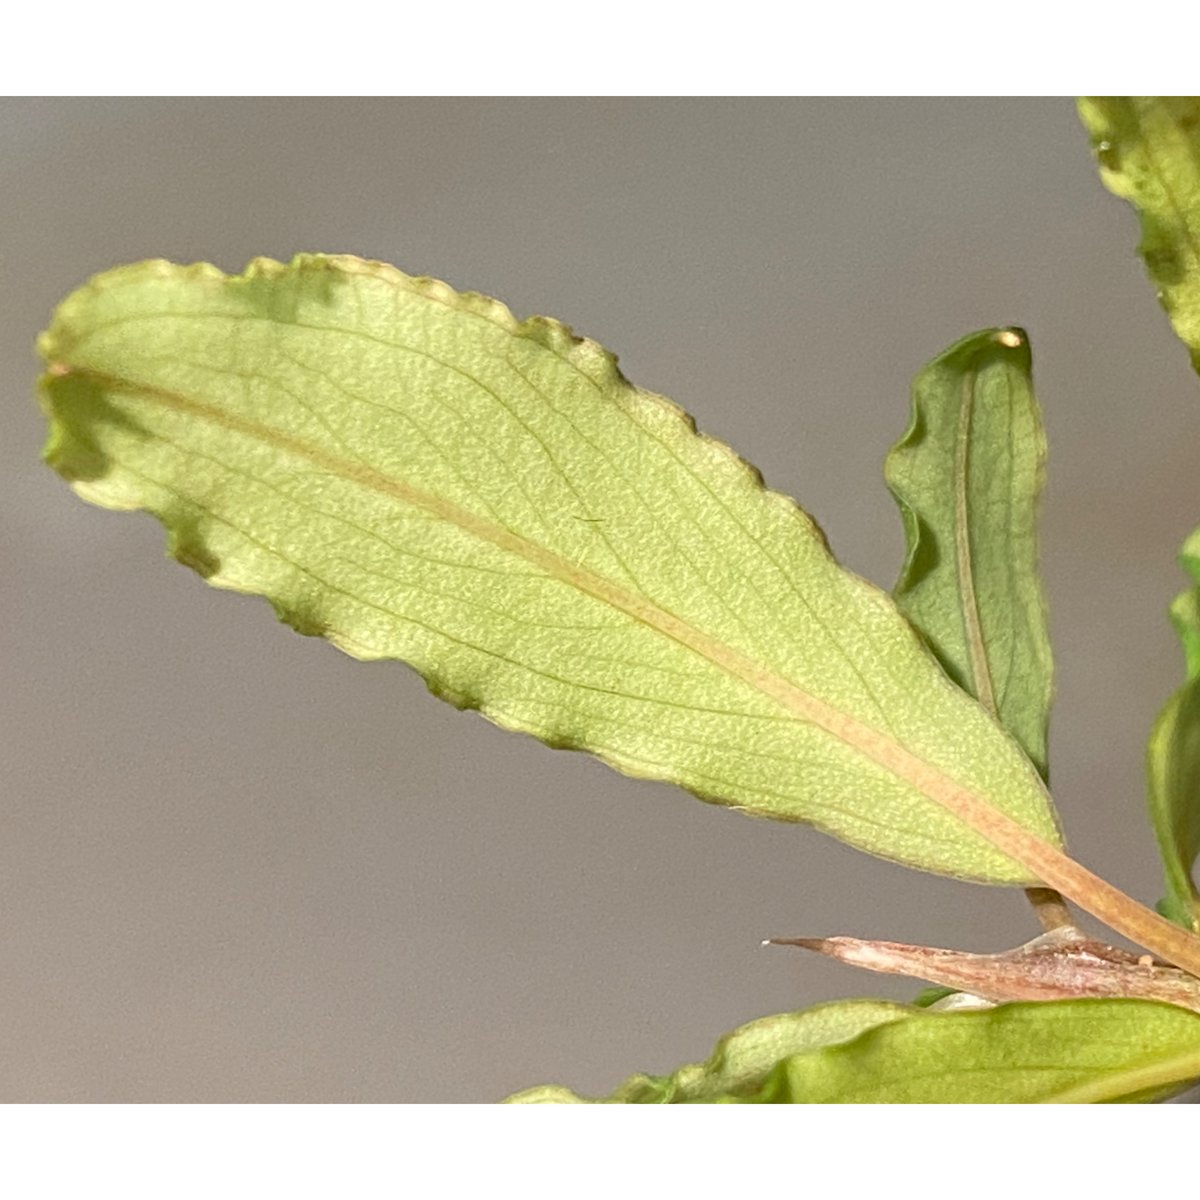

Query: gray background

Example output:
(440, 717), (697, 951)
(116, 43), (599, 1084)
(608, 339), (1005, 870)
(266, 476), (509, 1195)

(3, 99), (1199, 1103)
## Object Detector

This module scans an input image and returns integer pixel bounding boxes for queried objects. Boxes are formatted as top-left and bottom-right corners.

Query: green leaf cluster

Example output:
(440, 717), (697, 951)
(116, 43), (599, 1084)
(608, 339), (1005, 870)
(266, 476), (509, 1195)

(31, 96), (1200, 1103)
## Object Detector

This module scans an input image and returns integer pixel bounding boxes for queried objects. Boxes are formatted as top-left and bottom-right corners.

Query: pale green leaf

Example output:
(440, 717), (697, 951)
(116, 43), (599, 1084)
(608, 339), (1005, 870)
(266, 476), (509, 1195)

(1078, 97), (1200, 371)
(886, 328), (1052, 778)
(510, 999), (1200, 1104)
(505, 1000), (912, 1103)
(37, 255), (1064, 883)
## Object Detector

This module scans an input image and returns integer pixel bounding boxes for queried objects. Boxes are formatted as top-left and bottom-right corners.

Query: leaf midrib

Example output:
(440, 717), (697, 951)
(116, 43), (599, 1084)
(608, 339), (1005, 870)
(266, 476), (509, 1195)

(953, 362), (998, 717)
(1042, 1042), (1200, 1104)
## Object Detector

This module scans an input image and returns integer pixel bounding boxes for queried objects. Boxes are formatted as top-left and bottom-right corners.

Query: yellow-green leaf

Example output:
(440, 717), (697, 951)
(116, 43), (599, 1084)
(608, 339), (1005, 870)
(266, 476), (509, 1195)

(886, 328), (1052, 778)
(37, 255), (1064, 883)
(510, 999), (1200, 1104)
(1078, 97), (1200, 371)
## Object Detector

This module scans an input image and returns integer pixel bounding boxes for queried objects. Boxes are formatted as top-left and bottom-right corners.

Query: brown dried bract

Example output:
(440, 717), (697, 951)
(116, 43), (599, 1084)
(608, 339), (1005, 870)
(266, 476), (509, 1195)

(767, 927), (1200, 1012)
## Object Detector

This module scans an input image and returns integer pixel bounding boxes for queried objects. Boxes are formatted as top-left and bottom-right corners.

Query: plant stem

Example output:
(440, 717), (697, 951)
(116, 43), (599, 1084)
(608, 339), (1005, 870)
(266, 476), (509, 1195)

(972, 807), (1200, 978)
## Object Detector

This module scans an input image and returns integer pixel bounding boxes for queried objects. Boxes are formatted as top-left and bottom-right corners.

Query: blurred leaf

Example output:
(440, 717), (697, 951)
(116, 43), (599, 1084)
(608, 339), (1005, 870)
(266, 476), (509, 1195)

(511, 999), (1200, 1104)
(506, 1000), (912, 1103)
(1170, 584), (1200, 678)
(886, 328), (1051, 778)
(1080, 99), (1200, 930)
(1079, 97), (1200, 372)
(36, 256), (1064, 883)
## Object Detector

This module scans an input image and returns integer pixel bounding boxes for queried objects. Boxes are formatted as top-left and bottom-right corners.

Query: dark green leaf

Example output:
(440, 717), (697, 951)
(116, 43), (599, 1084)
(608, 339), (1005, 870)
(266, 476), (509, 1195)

(886, 328), (1051, 778)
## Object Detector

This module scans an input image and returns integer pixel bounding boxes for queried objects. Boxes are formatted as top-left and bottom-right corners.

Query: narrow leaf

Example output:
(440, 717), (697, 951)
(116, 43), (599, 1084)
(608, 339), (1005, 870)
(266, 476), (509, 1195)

(1148, 675), (1200, 931)
(885, 328), (1052, 778)
(1147, 550), (1200, 931)
(37, 256), (1064, 883)
(1078, 97), (1200, 371)
(512, 999), (1200, 1104)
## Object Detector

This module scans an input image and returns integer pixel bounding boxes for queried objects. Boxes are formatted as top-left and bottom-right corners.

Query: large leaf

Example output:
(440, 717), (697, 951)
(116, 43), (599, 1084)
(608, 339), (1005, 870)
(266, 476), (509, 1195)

(1078, 97), (1200, 370)
(509, 999), (1200, 1104)
(37, 255), (1064, 883)
(885, 328), (1051, 778)
(507, 999), (911, 1104)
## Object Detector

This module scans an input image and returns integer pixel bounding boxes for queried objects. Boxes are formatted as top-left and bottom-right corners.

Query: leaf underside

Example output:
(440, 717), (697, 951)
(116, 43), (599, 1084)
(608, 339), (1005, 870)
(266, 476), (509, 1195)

(38, 255), (1063, 883)
(1080, 98), (1200, 927)
(886, 327), (1052, 779)
(507, 998), (1200, 1104)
